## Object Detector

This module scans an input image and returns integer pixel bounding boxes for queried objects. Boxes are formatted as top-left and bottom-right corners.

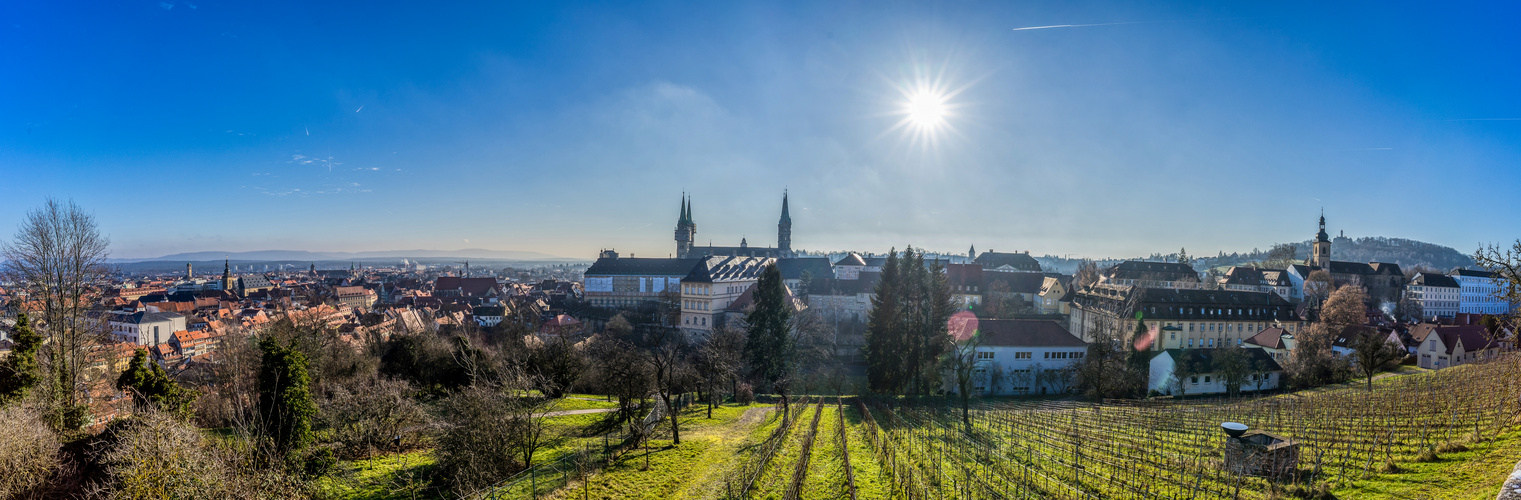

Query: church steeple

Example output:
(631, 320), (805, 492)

(777, 190), (792, 256)
(222, 259), (234, 293)
(1309, 210), (1332, 268)
(675, 193), (695, 257)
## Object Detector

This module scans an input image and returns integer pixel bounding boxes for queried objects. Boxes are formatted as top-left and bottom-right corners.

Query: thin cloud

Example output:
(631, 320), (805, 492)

(1444, 118), (1521, 121)
(158, 2), (173, 10)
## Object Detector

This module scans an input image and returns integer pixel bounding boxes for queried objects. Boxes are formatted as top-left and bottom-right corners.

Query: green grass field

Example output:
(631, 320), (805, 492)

(321, 360), (1521, 499)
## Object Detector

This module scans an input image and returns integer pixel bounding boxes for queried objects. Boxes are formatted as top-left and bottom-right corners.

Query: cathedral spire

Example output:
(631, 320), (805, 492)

(777, 190), (792, 256)
(679, 192), (689, 224)
(779, 190), (791, 224)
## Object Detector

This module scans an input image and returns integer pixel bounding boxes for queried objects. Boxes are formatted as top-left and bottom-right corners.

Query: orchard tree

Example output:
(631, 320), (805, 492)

(943, 312), (983, 424)
(1352, 330), (1407, 391)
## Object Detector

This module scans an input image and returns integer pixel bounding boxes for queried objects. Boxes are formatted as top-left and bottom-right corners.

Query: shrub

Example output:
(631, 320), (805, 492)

(735, 382), (755, 405)
(91, 410), (305, 500)
(318, 375), (431, 459)
(0, 404), (61, 498)
(434, 385), (550, 496)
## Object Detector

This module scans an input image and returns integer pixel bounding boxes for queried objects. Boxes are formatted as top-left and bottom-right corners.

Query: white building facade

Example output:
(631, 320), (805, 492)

(956, 320), (1088, 396)
(1453, 269), (1515, 315)
(1407, 273), (1461, 318)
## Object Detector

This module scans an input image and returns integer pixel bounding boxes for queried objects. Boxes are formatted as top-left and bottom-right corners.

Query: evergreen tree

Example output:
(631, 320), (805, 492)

(116, 348), (196, 418)
(864, 249), (903, 393)
(863, 247), (954, 395)
(258, 336), (317, 454)
(0, 313), (42, 404)
(744, 264), (793, 394)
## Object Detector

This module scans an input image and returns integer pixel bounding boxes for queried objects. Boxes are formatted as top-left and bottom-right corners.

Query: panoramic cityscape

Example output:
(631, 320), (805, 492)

(3, 2), (1521, 499)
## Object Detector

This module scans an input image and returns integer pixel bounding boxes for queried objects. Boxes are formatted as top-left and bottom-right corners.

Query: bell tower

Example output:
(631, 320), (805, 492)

(1309, 211), (1331, 268)
(675, 194), (696, 257)
(777, 190), (792, 257)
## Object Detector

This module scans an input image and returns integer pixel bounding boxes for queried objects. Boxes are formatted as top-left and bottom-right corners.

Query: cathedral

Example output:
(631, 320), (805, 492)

(674, 191), (794, 258)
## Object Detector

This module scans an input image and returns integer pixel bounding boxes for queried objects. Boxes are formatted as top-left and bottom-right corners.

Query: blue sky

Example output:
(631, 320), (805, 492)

(3, 1), (1519, 260)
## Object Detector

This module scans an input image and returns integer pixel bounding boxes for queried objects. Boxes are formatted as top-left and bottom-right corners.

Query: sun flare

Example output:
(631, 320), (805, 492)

(905, 90), (947, 128)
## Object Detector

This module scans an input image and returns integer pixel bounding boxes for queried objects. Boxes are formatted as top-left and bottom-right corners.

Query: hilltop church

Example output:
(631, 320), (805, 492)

(1287, 213), (1407, 304)
(674, 191), (795, 259)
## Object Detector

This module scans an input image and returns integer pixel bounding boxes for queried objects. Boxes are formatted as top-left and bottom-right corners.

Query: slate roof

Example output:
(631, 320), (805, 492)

(682, 245), (784, 258)
(1223, 267), (1292, 287)
(1136, 287), (1294, 307)
(1454, 269), (1497, 278)
(683, 256), (774, 283)
(775, 257), (834, 281)
(585, 257), (701, 276)
(983, 270), (1047, 294)
(1158, 348), (1283, 373)
(238, 275), (274, 289)
(976, 319), (1086, 347)
(114, 311), (185, 324)
(1412, 273), (1460, 289)
(471, 305), (506, 317)
(946, 263), (984, 288)
(1317, 261), (1403, 276)
(974, 251), (1042, 272)
(1105, 261), (1199, 282)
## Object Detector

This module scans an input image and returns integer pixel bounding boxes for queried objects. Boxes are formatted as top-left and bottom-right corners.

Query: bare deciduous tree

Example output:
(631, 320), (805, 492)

(1, 199), (111, 427)
(1261, 243), (1298, 270)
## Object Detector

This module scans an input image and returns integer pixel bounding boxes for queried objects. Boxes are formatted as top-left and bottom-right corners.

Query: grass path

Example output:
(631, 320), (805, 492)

(1334, 429), (1521, 500)
(750, 404), (816, 499)
(667, 405), (779, 499)
(800, 406), (849, 499)
(544, 403), (775, 500)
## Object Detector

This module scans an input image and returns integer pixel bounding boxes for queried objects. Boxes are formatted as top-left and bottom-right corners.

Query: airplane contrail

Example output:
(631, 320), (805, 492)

(305, 125), (310, 136)
(356, 105), (364, 112)
(1013, 18), (1250, 31)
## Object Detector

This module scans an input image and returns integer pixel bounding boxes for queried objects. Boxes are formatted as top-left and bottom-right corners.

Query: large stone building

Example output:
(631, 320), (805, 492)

(679, 255), (776, 334)
(582, 251), (697, 309)
(107, 311), (188, 346)
(675, 191), (795, 259)
(1100, 261), (1203, 289)
(1070, 285), (1303, 349)
(1285, 214), (1407, 304)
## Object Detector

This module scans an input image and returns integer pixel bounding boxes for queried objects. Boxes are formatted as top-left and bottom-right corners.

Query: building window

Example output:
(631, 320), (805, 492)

(1204, 376), (1212, 383)
(1188, 339), (1194, 348)
(1191, 376), (1199, 384)
(1015, 352), (1031, 359)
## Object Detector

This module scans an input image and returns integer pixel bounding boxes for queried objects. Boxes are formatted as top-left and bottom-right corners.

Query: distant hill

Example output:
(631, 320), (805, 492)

(1036, 236), (1475, 274)
(113, 248), (570, 263)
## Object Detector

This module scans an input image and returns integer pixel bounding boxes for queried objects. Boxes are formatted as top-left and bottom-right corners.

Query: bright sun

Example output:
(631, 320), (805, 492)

(905, 90), (947, 128)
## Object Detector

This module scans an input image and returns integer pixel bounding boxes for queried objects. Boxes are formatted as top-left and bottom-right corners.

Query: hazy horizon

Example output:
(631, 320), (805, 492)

(5, 1), (1519, 260)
